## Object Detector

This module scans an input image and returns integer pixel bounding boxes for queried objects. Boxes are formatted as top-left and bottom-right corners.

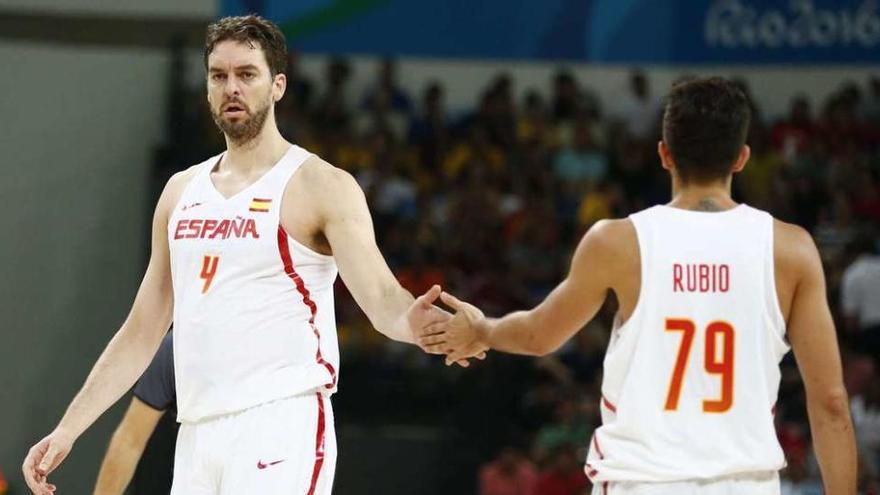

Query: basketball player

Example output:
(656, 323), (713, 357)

(22, 15), (480, 495)
(420, 77), (857, 494)
(94, 331), (175, 495)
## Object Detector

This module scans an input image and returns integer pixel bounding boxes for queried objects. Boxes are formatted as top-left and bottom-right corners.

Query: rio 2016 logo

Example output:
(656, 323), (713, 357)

(705, 0), (880, 48)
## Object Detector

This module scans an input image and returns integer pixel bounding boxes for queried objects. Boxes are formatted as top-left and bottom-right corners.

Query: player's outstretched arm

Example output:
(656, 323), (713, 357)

(298, 159), (451, 345)
(421, 219), (628, 362)
(22, 171), (191, 495)
(780, 222), (857, 495)
(92, 397), (165, 495)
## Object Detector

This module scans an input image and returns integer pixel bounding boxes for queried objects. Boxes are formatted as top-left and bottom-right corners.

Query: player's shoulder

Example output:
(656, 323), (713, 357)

(166, 163), (203, 190)
(156, 160), (212, 218)
(590, 217), (636, 237)
(160, 165), (201, 204)
(773, 218), (822, 276)
(773, 217), (811, 243)
(584, 218), (637, 250)
(773, 218), (818, 256)
(574, 218), (637, 264)
(291, 154), (362, 203)
(567, 218), (637, 286)
(297, 154), (358, 187)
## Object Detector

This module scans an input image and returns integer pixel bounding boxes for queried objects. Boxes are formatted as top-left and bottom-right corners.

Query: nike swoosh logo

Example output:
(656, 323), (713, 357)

(257, 459), (286, 470)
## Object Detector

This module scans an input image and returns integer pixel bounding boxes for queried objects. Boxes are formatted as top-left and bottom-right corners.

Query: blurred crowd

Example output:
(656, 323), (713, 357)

(161, 54), (880, 494)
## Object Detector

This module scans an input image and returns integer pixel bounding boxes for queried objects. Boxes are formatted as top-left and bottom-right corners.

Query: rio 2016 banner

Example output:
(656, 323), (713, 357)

(222, 0), (880, 64)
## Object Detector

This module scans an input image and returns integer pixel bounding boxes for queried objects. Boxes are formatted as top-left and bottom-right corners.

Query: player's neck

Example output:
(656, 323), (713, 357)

(222, 122), (290, 175)
(668, 179), (738, 212)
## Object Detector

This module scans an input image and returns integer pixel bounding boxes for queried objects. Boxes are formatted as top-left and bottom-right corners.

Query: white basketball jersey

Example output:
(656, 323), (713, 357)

(585, 205), (789, 483)
(168, 145), (339, 423)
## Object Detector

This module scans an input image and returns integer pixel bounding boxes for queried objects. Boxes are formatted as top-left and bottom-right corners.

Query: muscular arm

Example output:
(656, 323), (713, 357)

(53, 174), (182, 439)
(92, 398), (164, 495)
(23, 170), (192, 492)
(779, 222), (857, 494)
(481, 220), (627, 355)
(290, 159), (442, 344)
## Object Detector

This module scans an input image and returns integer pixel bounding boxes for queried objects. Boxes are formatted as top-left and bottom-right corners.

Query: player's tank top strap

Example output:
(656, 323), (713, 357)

(178, 145), (311, 207)
(171, 153), (223, 210)
(256, 144), (313, 208)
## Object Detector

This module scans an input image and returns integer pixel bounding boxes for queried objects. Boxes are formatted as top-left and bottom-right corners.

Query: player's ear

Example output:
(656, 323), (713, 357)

(658, 141), (673, 172)
(731, 145), (750, 174)
(272, 73), (286, 103)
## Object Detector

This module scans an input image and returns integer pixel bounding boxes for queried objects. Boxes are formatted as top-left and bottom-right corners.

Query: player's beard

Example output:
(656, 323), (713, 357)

(212, 95), (271, 145)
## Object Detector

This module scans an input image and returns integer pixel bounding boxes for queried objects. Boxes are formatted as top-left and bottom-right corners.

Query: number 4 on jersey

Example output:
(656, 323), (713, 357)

(200, 255), (220, 293)
(664, 318), (735, 413)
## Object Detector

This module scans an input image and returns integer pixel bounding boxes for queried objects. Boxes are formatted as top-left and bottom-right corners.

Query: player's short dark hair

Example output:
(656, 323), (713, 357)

(205, 15), (288, 77)
(662, 77), (751, 184)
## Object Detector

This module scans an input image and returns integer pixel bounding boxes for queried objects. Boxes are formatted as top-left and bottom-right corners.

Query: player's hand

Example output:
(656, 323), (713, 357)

(406, 284), (450, 342)
(22, 428), (74, 495)
(407, 285), (483, 367)
(419, 291), (489, 366)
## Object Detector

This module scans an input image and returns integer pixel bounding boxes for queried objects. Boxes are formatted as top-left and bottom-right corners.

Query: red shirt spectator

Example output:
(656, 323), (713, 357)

(534, 446), (588, 495)
(479, 447), (538, 495)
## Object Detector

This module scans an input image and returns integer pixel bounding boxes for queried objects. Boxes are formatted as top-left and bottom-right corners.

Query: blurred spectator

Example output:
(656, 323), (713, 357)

(777, 422), (811, 471)
(518, 90), (556, 146)
(866, 76), (880, 126)
(533, 399), (590, 463)
(442, 124), (506, 182)
(313, 57), (352, 133)
(813, 193), (857, 266)
(478, 446), (538, 495)
(852, 169), (880, 224)
(840, 230), (880, 354)
(484, 74), (519, 148)
(738, 127), (786, 210)
(615, 70), (661, 140)
(552, 69), (599, 123)
(822, 90), (865, 156)
(780, 456), (823, 495)
(409, 82), (450, 170)
(357, 58), (411, 139)
(552, 70), (580, 123)
(355, 134), (419, 221)
(285, 49), (314, 113)
(553, 117), (608, 186)
(851, 370), (880, 485)
(276, 49), (315, 143)
(576, 182), (623, 231)
(362, 58), (413, 115)
(534, 446), (589, 495)
(397, 249), (446, 297)
(557, 323), (606, 385)
(772, 95), (816, 163)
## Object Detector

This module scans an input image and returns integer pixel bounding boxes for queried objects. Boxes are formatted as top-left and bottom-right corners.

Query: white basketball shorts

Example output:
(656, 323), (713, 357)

(170, 392), (336, 495)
